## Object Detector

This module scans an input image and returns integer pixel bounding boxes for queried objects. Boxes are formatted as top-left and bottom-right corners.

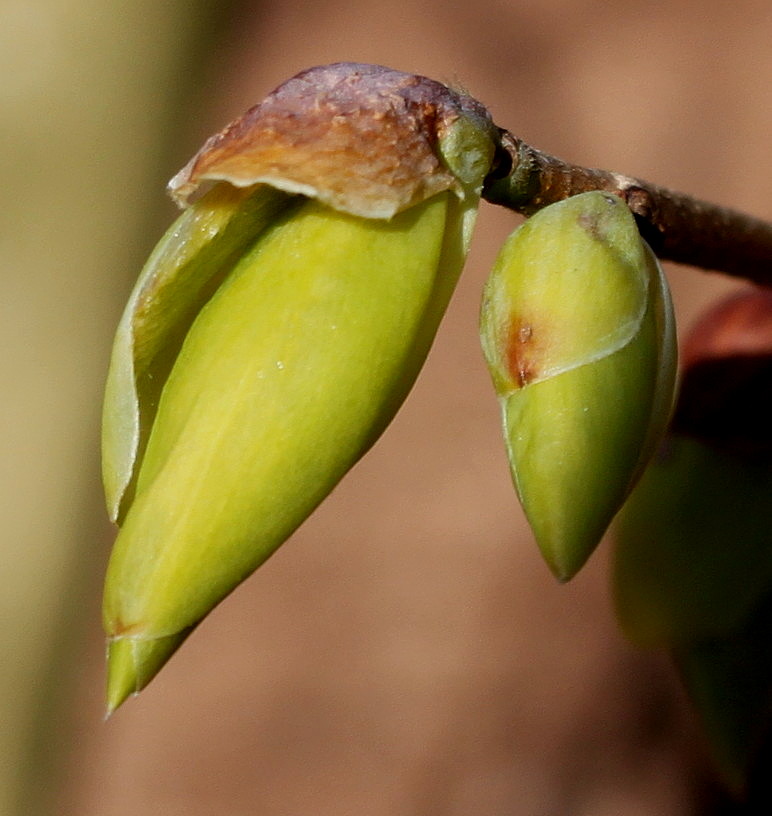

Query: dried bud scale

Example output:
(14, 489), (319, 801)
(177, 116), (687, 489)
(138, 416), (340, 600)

(168, 62), (496, 218)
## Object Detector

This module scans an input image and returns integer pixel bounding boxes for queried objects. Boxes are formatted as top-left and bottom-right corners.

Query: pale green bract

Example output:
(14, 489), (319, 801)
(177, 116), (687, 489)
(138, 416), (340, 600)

(102, 183), (293, 523)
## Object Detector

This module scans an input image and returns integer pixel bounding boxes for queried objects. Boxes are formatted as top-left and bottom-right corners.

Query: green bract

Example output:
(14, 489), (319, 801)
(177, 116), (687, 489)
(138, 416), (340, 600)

(101, 63), (496, 713)
(480, 191), (676, 580)
(102, 183), (293, 523)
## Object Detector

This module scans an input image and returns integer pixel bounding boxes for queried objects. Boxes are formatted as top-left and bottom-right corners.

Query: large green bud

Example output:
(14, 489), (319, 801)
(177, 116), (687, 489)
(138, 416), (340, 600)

(102, 63), (497, 713)
(480, 191), (676, 580)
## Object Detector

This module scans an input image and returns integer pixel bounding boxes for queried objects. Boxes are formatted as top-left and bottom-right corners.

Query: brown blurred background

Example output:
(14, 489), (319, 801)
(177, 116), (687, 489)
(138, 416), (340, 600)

(2, 1), (770, 814)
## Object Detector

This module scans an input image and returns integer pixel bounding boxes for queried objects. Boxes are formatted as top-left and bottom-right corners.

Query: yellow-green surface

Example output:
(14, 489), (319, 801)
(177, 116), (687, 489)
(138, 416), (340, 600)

(103, 183), (294, 522)
(103, 191), (476, 711)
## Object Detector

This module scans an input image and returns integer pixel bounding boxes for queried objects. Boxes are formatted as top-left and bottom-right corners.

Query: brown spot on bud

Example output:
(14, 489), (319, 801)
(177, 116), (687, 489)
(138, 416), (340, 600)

(108, 618), (141, 637)
(577, 210), (603, 241)
(505, 317), (542, 387)
(576, 193), (621, 245)
(168, 62), (493, 218)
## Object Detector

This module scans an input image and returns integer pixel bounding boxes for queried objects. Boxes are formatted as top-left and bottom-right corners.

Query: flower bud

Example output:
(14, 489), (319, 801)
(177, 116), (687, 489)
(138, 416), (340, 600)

(101, 63), (497, 712)
(612, 289), (772, 793)
(613, 289), (772, 644)
(480, 191), (676, 580)
(613, 436), (772, 644)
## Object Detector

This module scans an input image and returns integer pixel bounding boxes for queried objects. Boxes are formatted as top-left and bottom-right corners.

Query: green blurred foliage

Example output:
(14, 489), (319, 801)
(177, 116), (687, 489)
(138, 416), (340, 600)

(0, 2), (228, 812)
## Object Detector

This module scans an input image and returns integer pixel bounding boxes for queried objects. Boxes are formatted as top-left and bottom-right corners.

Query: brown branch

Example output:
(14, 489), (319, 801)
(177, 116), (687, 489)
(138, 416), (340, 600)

(483, 130), (772, 287)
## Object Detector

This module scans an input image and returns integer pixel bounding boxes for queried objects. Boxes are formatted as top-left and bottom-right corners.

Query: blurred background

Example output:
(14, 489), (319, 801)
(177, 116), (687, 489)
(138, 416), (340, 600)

(2, 1), (770, 814)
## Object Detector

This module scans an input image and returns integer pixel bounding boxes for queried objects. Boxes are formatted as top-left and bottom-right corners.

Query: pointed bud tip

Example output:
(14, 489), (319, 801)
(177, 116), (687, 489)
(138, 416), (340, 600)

(550, 561), (584, 584)
(536, 524), (602, 583)
(105, 629), (192, 716)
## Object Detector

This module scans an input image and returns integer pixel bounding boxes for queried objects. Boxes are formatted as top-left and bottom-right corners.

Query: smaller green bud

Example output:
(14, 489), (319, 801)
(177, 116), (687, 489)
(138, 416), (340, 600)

(480, 191), (676, 580)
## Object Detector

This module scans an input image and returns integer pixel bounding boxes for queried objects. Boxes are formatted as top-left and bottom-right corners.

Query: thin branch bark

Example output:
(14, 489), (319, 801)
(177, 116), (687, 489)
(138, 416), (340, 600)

(483, 130), (772, 287)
